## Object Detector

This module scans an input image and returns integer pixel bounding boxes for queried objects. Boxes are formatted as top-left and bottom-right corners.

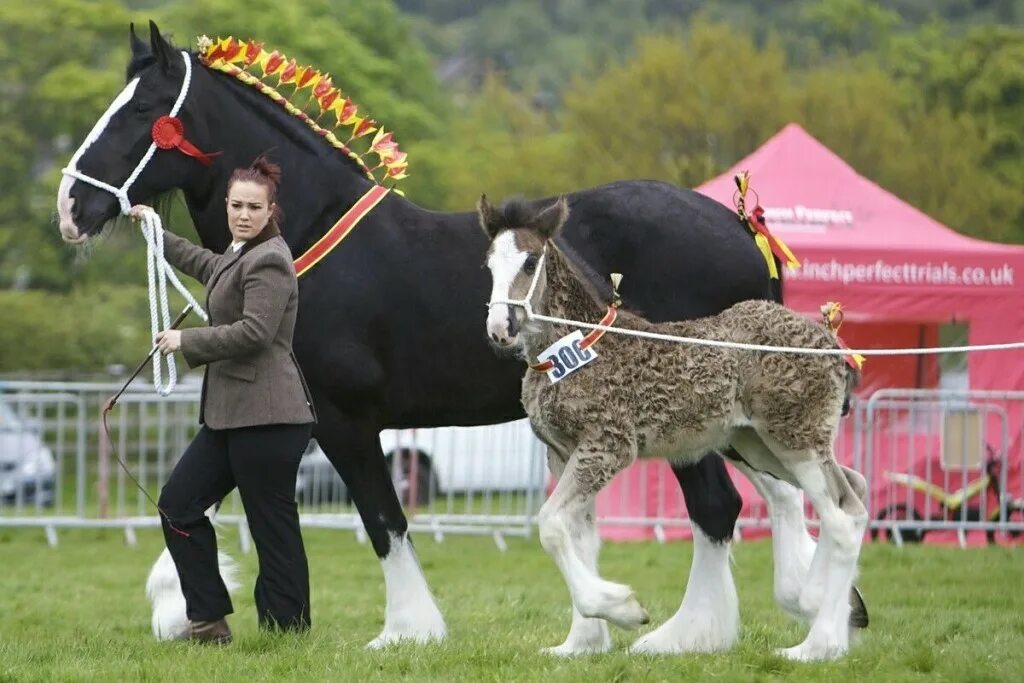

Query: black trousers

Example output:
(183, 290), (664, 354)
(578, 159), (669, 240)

(158, 423), (312, 630)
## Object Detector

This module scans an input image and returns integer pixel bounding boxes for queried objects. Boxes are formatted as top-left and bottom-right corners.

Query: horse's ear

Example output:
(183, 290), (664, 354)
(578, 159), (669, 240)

(148, 20), (175, 72)
(477, 194), (504, 241)
(129, 23), (148, 59)
(531, 196), (569, 240)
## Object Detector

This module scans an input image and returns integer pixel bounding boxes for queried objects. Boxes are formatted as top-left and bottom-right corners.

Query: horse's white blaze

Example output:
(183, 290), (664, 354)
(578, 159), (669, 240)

(486, 231), (528, 344)
(57, 77), (140, 242)
(366, 533), (446, 648)
(630, 526), (739, 654)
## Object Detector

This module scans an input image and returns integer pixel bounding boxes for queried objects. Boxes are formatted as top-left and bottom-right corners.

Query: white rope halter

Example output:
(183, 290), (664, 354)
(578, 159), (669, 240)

(61, 51), (208, 395)
(62, 51), (194, 216)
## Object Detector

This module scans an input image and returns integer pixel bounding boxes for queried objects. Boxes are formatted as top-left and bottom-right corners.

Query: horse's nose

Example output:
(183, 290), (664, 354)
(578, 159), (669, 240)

(487, 320), (511, 346)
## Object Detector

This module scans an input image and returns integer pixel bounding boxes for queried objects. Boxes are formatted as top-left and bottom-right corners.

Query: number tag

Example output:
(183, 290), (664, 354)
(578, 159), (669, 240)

(537, 330), (598, 384)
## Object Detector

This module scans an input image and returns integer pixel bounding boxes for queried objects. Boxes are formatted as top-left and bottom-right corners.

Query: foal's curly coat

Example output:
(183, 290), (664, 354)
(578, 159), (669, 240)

(480, 195), (868, 661)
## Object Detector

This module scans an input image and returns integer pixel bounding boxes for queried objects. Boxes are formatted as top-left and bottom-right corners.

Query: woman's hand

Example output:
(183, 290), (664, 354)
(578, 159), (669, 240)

(129, 204), (155, 222)
(155, 329), (182, 355)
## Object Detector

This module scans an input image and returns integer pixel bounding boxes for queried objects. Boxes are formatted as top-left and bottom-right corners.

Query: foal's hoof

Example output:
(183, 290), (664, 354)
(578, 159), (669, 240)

(849, 585), (869, 628)
(602, 594), (650, 630)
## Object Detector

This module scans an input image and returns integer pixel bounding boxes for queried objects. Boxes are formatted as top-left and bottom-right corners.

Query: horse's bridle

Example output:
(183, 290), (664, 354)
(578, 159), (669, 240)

(61, 51), (218, 215)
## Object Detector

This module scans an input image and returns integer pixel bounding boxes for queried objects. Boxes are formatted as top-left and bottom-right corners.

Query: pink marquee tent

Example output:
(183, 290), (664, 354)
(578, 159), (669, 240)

(697, 122), (1024, 395)
(597, 123), (1024, 542)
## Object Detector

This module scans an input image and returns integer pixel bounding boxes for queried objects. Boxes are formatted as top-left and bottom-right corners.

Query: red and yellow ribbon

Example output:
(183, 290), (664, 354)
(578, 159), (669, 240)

(293, 185), (390, 277)
(733, 172), (800, 279)
(820, 301), (865, 370)
(197, 35), (409, 186)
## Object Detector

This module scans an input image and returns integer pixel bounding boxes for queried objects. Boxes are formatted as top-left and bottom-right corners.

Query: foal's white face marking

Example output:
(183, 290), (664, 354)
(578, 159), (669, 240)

(57, 77), (141, 243)
(486, 231), (529, 346)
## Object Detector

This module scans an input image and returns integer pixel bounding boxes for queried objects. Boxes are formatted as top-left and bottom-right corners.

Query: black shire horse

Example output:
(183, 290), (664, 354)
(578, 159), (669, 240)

(56, 23), (859, 651)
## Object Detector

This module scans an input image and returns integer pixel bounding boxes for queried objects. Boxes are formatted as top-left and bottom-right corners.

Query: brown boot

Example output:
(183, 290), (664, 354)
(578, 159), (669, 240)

(188, 618), (232, 645)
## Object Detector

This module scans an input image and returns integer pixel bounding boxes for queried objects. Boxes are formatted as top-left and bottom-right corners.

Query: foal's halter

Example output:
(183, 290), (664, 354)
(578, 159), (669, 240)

(487, 244), (621, 372)
(487, 244), (549, 319)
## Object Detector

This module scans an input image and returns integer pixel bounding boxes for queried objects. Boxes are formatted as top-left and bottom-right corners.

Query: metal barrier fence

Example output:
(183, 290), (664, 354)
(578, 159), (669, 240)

(3, 382), (1022, 548)
(863, 389), (1024, 547)
(0, 381), (547, 549)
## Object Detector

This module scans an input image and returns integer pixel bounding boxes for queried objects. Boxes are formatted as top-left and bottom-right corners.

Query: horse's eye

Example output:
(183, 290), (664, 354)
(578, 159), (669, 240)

(523, 254), (539, 275)
(135, 100), (152, 113)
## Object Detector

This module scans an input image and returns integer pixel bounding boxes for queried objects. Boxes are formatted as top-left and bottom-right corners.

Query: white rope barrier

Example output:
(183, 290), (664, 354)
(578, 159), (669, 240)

(518, 309), (1024, 357)
(489, 246), (1024, 357)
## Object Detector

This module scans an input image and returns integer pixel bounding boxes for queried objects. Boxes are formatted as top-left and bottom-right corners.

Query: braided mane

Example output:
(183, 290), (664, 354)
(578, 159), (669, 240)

(198, 35), (408, 187)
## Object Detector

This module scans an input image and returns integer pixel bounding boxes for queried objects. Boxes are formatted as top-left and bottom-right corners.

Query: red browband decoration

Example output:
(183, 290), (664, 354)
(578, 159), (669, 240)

(530, 305), (619, 373)
(151, 115), (222, 167)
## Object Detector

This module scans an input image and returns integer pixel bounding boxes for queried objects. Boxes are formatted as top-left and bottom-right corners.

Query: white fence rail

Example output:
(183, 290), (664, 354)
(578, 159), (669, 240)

(3, 382), (1022, 549)
(0, 381), (547, 549)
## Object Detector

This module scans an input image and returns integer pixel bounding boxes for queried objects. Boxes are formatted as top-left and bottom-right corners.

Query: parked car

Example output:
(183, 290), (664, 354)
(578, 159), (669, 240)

(295, 418), (546, 506)
(0, 401), (56, 507)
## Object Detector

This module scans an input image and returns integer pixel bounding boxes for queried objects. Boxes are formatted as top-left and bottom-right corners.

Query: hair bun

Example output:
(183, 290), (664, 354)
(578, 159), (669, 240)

(248, 154), (282, 187)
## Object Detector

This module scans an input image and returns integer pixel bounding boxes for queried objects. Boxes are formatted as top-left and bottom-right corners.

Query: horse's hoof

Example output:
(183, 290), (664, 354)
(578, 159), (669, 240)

(365, 621), (446, 649)
(540, 638), (611, 657)
(848, 585), (869, 628)
(777, 639), (846, 662)
(629, 612), (739, 654)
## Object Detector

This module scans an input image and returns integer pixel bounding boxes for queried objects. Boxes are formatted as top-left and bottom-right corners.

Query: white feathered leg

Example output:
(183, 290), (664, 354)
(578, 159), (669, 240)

(630, 525), (739, 654)
(147, 506), (240, 640)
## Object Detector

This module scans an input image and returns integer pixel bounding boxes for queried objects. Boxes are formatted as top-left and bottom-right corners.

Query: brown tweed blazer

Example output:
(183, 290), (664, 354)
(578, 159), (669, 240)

(162, 231), (315, 429)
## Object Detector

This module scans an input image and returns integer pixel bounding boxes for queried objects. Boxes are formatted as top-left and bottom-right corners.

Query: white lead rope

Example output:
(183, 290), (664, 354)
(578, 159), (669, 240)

(138, 209), (208, 395)
(489, 246), (1024, 357)
(506, 308), (1024, 356)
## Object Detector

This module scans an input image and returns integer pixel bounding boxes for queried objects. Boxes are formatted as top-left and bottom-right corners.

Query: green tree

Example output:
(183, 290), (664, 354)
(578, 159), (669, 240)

(884, 22), (1024, 238)
(0, 0), (132, 290)
(160, 0), (449, 145)
(560, 22), (791, 189)
(792, 65), (1022, 241)
(404, 72), (578, 209)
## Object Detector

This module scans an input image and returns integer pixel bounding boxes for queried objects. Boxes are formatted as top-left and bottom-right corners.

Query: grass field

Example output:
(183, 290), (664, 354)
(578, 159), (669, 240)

(1, 527), (1022, 682)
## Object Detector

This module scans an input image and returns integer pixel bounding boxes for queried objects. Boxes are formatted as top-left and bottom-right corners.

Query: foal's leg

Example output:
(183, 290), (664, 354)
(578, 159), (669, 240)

(727, 454), (819, 623)
(539, 439), (649, 632)
(630, 455), (740, 654)
(729, 431), (868, 627)
(311, 394), (445, 648)
(542, 448), (612, 656)
(781, 455), (867, 661)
